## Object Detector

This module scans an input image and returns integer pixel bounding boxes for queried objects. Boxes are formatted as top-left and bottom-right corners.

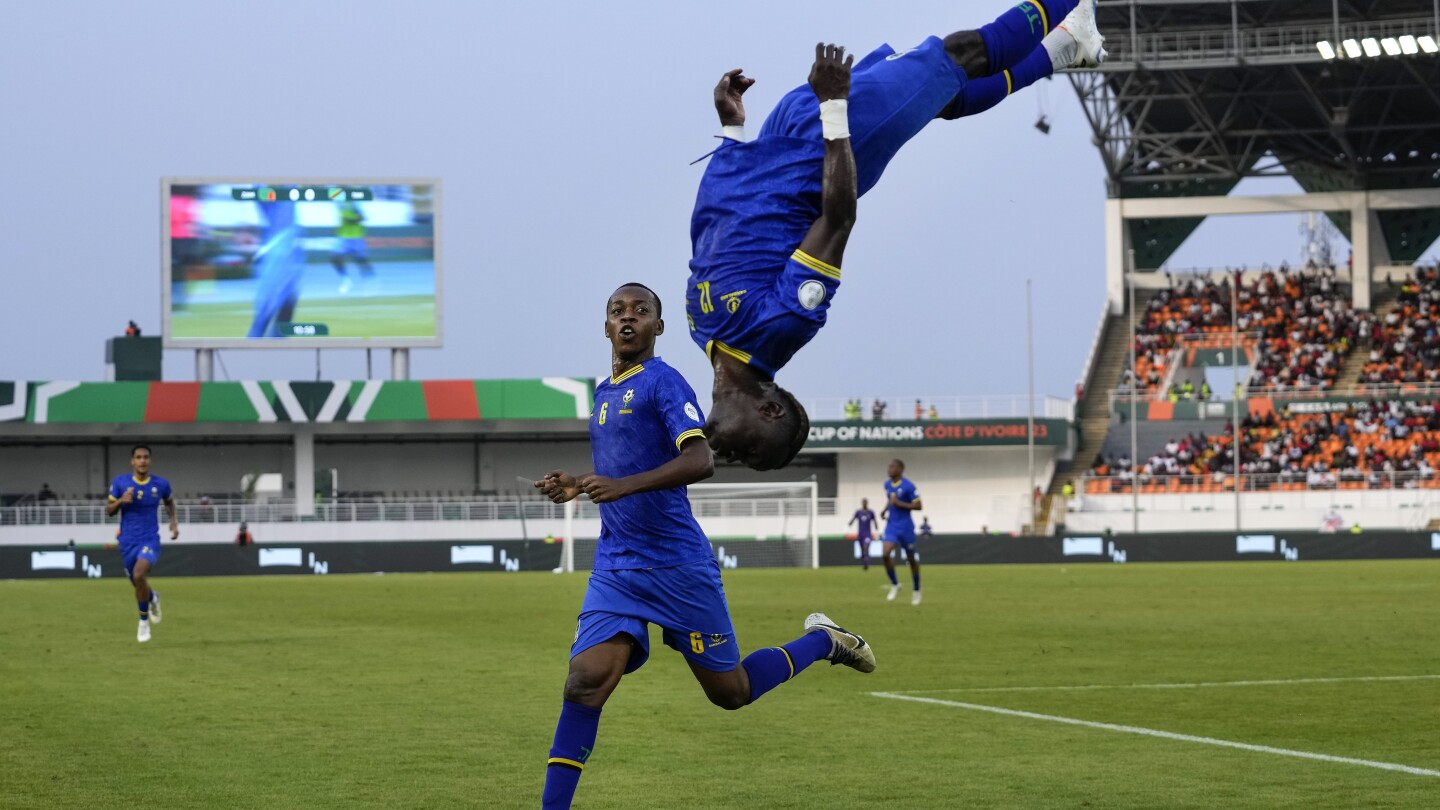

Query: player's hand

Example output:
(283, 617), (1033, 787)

(889, 492), (900, 506)
(120, 487), (135, 504)
(170, 522), (180, 541)
(537, 471), (581, 504)
(714, 68), (755, 126)
(808, 43), (854, 102)
(578, 475), (630, 504)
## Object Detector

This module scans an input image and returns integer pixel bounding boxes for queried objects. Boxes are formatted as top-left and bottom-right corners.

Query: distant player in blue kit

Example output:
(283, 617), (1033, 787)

(881, 459), (924, 605)
(849, 497), (878, 570)
(105, 445), (178, 643)
(246, 199), (307, 338)
(690, 2), (1105, 470)
(535, 282), (875, 809)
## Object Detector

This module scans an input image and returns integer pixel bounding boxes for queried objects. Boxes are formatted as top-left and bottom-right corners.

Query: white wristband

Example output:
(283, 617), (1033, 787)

(721, 124), (746, 142)
(819, 99), (850, 140)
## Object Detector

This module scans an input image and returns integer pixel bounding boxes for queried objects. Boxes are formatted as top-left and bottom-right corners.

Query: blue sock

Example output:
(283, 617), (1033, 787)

(978, 0), (1077, 74)
(913, 570), (922, 591)
(543, 701), (601, 809)
(951, 44), (1055, 117)
(740, 630), (832, 704)
(886, 567), (899, 586)
(138, 600), (149, 621)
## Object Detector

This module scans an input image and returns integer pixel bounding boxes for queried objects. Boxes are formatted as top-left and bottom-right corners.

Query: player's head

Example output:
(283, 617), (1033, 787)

(131, 445), (153, 476)
(706, 381), (809, 471)
(860, 498), (868, 508)
(605, 283), (663, 361)
(887, 458), (905, 479)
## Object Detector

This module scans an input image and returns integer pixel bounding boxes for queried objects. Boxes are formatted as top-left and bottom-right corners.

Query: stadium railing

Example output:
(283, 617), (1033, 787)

(0, 496), (840, 527)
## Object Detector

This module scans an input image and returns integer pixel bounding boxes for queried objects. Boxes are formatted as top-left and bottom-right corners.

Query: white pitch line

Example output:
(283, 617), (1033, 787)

(870, 692), (1440, 779)
(891, 674), (1440, 694)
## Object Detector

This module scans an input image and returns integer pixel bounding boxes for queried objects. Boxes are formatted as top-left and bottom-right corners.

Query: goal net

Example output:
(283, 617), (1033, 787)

(561, 481), (819, 572)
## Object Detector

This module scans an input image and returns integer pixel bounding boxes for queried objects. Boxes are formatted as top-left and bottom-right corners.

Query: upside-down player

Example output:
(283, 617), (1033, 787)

(105, 445), (178, 642)
(689, 1), (1105, 470)
(536, 279), (875, 809)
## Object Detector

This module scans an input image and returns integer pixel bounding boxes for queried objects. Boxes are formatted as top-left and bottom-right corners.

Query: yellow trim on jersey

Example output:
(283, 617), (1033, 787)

(778, 646), (796, 680)
(548, 757), (585, 770)
(610, 364), (645, 385)
(1030, 0), (1050, 34)
(674, 428), (706, 451)
(706, 340), (753, 364)
(108, 495), (119, 502)
(791, 250), (841, 280)
(132, 475), (151, 485)
(1004, 70), (1014, 95)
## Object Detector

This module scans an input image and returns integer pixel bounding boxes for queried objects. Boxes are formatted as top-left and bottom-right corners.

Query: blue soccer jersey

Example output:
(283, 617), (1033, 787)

(884, 477), (920, 537)
(686, 37), (966, 378)
(589, 358), (712, 570)
(109, 474), (172, 550)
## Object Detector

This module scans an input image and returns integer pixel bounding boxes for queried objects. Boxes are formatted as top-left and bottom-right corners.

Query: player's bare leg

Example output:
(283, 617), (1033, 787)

(688, 661), (751, 711)
(882, 542), (901, 600)
(544, 635), (632, 808)
(132, 558), (154, 641)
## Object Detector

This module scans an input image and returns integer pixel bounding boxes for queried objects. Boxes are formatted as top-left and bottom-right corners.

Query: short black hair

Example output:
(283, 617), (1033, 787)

(890, 458), (906, 470)
(615, 282), (662, 318)
(131, 444), (152, 458)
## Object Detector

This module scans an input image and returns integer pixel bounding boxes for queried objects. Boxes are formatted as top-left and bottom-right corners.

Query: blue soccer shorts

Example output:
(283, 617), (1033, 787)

(122, 542), (161, 581)
(885, 527), (917, 556)
(572, 559), (740, 674)
(757, 35), (969, 197)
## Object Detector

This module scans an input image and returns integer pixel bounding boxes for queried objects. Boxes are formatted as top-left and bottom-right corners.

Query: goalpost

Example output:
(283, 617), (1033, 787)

(560, 480), (820, 573)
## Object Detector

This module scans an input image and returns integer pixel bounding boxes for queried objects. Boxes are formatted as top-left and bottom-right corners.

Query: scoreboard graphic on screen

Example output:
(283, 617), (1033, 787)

(162, 178), (441, 349)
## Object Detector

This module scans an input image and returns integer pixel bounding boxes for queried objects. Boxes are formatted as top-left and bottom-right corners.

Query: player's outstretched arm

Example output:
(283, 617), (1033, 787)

(579, 437), (714, 503)
(796, 43), (857, 269)
(164, 496), (179, 540)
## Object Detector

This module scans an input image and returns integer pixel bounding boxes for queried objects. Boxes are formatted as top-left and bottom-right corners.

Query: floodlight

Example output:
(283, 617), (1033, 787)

(1316, 41), (1337, 60)
(1343, 39), (1363, 58)
(1400, 35), (1419, 55)
(1381, 38), (1401, 56)
(1420, 36), (1439, 54)
(1361, 38), (1381, 57)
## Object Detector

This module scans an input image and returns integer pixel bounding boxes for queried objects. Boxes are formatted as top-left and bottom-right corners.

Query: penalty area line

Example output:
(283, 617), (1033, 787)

(869, 692), (1440, 779)
(888, 673), (1440, 694)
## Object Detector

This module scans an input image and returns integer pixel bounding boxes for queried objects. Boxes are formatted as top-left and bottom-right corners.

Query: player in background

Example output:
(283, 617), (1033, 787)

(331, 199), (374, 294)
(104, 445), (178, 643)
(848, 497), (878, 570)
(691, 2), (1105, 470)
(880, 459), (923, 605)
(245, 199), (307, 338)
(536, 282), (875, 810)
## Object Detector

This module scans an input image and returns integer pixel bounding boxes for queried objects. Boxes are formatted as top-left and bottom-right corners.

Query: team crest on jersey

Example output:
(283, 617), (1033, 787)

(151, 487), (158, 496)
(684, 402), (700, 422)
(622, 389), (635, 404)
(720, 290), (746, 314)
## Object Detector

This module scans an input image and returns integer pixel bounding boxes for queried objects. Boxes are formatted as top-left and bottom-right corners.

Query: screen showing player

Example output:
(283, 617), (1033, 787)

(163, 178), (441, 348)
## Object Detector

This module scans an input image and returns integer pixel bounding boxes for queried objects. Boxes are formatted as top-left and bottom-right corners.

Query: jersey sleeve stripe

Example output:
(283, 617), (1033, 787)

(674, 428), (706, 451)
(706, 340), (753, 364)
(108, 496), (119, 502)
(791, 249), (841, 280)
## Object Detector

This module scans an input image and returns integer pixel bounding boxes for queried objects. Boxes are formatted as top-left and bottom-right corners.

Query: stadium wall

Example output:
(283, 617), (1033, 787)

(1064, 488), (1440, 534)
(7, 531), (1436, 580)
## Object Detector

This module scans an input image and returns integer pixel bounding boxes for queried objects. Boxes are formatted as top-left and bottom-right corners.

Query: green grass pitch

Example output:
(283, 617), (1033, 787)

(2, 560), (1438, 808)
(170, 295), (436, 340)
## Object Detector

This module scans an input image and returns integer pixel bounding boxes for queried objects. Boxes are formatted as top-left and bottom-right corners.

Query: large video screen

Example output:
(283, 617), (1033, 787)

(163, 178), (441, 348)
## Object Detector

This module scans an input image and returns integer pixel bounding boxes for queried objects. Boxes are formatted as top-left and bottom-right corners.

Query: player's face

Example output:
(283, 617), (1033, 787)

(604, 287), (662, 360)
(887, 460), (902, 479)
(132, 449), (152, 476)
(706, 418), (788, 471)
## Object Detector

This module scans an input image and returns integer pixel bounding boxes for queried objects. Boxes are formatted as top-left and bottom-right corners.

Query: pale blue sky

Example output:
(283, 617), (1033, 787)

(1, 1), (1379, 405)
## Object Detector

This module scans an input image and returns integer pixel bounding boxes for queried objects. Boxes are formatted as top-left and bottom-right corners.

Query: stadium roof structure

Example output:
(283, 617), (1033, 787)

(1071, 0), (1440, 270)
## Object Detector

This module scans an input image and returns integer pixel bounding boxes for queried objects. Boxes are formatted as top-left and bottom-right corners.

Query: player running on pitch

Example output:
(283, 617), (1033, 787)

(535, 280), (874, 809)
(880, 459), (924, 605)
(105, 445), (178, 642)
(690, 1), (1105, 470)
(849, 497), (879, 570)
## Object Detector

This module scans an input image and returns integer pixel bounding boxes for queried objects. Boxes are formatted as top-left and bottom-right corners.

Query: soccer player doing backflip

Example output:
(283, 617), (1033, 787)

(105, 445), (178, 642)
(689, 1), (1105, 470)
(535, 279), (875, 809)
